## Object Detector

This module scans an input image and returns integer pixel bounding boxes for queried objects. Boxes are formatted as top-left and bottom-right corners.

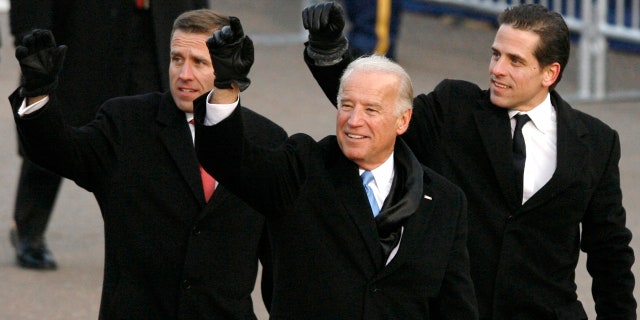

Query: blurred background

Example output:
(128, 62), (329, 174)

(0, 0), (638, 319)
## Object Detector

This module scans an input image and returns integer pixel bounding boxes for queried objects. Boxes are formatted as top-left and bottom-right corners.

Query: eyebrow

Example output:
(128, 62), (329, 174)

(492, 46), (527, 63)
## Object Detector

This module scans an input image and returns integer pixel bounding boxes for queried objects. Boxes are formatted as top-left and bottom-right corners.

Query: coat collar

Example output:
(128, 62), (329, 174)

(473, 90), (589, 211)
(521, 91), (589, 210)
(473, 98), (518, 209)
(156, 93), (208, 206)
(325, 137), (435, 272)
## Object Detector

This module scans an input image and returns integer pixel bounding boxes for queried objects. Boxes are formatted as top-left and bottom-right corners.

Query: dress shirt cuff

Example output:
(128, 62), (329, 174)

(204, 90), (238, 126)
(17, 96), (50, 117)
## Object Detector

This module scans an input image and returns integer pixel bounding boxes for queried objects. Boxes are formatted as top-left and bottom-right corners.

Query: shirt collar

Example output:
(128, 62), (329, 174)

(508, 93), (556, 134)
(185, 112), (194, 124)
(359, 153), (395, 191)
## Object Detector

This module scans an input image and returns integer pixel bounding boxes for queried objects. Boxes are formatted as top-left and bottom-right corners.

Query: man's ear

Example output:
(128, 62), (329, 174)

(396, 108), (412, 135)
(542, 62), (561, 88)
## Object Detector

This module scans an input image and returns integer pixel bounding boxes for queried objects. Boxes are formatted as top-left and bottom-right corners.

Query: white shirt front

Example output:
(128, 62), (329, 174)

(509, 94), (557, 204)
(358, 155), (394, 211)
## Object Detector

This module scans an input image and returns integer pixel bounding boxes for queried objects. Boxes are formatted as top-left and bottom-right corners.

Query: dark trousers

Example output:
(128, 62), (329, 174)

(13, 159), (61, 241)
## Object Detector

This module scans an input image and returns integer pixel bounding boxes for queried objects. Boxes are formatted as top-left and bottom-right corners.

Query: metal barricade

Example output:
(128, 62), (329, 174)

(406, 0), (640, 102)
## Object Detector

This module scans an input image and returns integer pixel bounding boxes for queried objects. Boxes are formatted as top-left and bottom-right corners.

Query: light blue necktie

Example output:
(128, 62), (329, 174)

(361, 171), (380, 217)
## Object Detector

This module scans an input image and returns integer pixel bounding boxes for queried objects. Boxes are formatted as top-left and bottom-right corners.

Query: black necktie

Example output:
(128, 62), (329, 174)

(512, 114), (530, 202)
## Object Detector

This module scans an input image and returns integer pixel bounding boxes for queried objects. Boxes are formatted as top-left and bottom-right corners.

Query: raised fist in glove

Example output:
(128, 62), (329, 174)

(206, 16), (253, 92)
(302, 1), (347, 63)
(15, 29), (67, 97)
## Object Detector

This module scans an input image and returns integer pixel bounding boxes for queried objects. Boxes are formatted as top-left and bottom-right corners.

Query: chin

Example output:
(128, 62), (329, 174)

(490, 94), (510, 109)
(176, 102), (194, 113)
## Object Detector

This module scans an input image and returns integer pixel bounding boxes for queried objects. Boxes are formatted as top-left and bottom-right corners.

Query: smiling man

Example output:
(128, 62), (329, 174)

(303, 2), (637, 319)
(194, 17), (478, 319)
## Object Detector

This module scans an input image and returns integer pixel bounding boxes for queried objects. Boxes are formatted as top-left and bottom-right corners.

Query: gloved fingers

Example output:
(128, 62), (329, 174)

(328, 2), (345, 32)
(310, 3), (326, 32)
(218, 26), (234, 43)
(208, 27), (229, 49)
(15, 46), (29, 60)
(318, 2), (332, 30)
(23, 29), (56, 52)
(228, 16), (245, 39)
(302, 6), (311, 30)
(240, 36), (254, 67)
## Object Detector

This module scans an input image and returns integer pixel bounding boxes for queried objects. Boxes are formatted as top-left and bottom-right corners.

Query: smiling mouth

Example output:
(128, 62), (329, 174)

(347, 133), (366, 139)
(491, 75), (510, 89)
(493, 81), (509, 89)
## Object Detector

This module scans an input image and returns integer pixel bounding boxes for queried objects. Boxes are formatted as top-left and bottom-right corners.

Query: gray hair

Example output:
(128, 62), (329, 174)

(337, 55), (413, 116)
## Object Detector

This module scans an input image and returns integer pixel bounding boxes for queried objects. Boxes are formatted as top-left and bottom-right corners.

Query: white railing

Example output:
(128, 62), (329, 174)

(409, 0), (640, 102)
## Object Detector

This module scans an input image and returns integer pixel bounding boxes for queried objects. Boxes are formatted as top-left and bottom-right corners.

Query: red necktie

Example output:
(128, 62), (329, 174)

(190, 119), (216, 201)
(200, 165), (216, 202)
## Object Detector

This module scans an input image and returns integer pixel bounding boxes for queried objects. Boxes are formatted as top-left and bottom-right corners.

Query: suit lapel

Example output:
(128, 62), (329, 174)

(473, 101), (520, 208)
(522, 94), (588, 210)
(156, 94), (205, 205)
(327, 150), (384, 270)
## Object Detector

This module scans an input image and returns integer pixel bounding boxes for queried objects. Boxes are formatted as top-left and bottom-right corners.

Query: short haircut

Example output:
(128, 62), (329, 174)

(171, 9), (229, 37)
(499, 3), (570, 89)
(338, 55), (414, 116)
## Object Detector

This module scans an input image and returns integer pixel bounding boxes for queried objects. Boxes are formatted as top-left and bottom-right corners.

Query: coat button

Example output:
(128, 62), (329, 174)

(191, 227), (201, 236)
(182, 279), (191, 290)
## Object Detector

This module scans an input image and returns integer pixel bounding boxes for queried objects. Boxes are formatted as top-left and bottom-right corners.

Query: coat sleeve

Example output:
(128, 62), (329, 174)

(9, 88), (123, 192)
(304, 44), (352, 108)
(195, 102), (303, 217)
(581, 130), (636, 318)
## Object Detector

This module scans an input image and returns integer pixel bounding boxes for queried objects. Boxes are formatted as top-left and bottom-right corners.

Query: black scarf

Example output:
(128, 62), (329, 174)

(375, 139), (424, 263)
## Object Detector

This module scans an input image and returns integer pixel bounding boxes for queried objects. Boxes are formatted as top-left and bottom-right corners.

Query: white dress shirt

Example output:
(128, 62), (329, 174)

(359, 156), (394, 211)
(509, 94), (557, 203)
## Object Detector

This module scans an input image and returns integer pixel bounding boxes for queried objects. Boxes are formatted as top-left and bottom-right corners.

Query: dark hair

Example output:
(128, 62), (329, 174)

(499, 4), (570, 89)
(171, 9), (229, 37)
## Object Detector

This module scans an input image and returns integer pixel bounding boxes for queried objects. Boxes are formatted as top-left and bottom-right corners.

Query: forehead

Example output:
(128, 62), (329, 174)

(170, 30), (209, 52)
(342, 71), (398, 97)
(493, 24), (540, 59)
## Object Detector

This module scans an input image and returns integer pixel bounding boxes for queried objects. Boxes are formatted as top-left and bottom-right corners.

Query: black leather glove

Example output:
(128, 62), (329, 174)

(302, 1), (347, 64)
(15, 29), (67, 97)
(206, 16), (253, 92)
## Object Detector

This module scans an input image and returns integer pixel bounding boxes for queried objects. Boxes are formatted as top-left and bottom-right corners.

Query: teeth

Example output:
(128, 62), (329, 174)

(490, 75), (508, 89)
(347, 134), (365, 139)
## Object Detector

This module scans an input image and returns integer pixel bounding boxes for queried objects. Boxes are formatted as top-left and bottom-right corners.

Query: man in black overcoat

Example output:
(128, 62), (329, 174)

(9, 0), (208, 269)
(302, 2), (636, 319)
(195, 18), (478, 319)
(8, 10), (284, 319)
